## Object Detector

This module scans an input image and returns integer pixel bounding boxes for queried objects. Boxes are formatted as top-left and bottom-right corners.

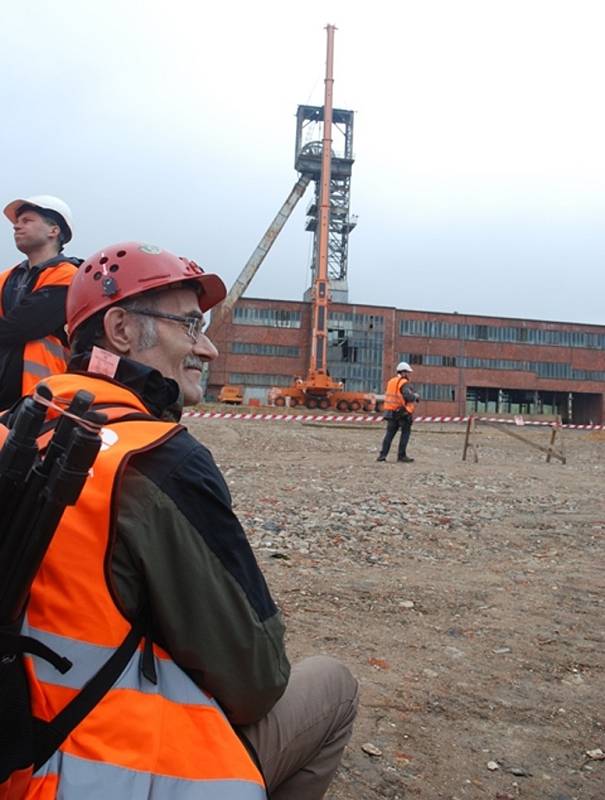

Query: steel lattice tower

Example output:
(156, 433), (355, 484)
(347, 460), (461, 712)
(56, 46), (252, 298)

(295, 104), (356, 303)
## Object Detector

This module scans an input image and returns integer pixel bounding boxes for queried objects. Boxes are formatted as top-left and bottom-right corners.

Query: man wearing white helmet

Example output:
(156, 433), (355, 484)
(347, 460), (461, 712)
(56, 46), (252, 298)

(0, 195), (81, 410)
(377, 360), (420, 462)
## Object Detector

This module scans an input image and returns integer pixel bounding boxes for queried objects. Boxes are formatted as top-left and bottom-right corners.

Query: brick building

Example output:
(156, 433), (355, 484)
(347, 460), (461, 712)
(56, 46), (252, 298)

(207, 298), (605, 424)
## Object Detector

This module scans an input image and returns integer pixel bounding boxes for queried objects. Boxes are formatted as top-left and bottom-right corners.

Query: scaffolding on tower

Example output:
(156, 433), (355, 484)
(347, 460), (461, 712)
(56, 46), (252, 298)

(297, 104), (356, 305)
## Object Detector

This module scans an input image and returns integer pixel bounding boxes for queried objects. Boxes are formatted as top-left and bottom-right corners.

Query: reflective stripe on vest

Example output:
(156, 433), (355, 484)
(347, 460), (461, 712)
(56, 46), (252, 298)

(0, 262), (77, 397)
(22, 337), (70, 394)
(23, 619), (219, 706)
(21, 373), (266, 799)
(23, 359), (53, 380)
(33, 753), (267, 800)
(22, 360), (51, 379)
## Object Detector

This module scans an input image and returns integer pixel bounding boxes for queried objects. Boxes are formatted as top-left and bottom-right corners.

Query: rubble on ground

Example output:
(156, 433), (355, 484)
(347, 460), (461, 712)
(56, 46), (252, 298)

(189, 417), (605, 800)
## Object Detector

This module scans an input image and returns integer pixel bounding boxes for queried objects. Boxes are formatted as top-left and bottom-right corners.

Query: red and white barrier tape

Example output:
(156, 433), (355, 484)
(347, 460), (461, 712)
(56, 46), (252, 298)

(182, 410), (603, 430)
(473, 416), (603, 430)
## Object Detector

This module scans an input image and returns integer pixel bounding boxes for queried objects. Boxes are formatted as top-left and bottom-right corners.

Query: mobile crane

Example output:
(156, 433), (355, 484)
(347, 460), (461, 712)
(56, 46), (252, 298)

(210, 25), (376, 412)
(269, 25), (376, 412)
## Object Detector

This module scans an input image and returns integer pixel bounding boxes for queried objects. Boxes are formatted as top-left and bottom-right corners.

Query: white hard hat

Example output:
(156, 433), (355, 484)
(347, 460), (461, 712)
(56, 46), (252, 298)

(4, 195), (73, 243)
(396, 361), (413, 373)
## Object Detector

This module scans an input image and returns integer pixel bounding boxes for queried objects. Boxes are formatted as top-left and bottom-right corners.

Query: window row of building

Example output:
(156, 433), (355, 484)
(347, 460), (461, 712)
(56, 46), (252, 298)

(400, 353), (605, 382)
(230, 338), (386, 361)
(400, 319), (605, 349)
(328, 363), (384, 387)
(231, 342), (301, 357)
(465, 387), (571, 417)
(328, 311), (385, 329)
(233, 307), (302, 328)
(229, 373), (293, 387)
(232, 307), (387, 332)
(415, 383), (456, 402)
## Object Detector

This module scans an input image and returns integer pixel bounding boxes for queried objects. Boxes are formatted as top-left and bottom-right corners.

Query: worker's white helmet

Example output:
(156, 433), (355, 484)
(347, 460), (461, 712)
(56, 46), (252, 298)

(4, 195), (73, 243)
(396, 361), (413, 373)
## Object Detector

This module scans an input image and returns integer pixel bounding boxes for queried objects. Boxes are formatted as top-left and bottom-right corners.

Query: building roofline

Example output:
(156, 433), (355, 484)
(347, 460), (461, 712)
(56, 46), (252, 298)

(395, 307), (605, 330)
(239, 296), (604, 332)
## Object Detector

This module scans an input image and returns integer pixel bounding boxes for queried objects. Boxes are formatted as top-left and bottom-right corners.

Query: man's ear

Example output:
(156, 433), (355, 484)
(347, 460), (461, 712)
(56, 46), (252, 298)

(102, 307), (137, 354)
(47, 222), (61, 244)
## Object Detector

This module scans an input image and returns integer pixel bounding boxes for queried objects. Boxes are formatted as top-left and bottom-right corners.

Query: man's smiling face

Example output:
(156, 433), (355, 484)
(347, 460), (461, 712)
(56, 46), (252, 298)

(126, 286), (218, 405)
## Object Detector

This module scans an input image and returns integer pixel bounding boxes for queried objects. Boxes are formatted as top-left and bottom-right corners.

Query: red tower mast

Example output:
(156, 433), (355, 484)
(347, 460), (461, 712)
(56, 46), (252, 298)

(309, 23), (336, 375)
(266, 25), (372, 411)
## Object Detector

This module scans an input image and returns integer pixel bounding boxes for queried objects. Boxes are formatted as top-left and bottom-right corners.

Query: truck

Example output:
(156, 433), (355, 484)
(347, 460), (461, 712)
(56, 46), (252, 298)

(269, 375), (376, 412)
(217, 385), (244, 405)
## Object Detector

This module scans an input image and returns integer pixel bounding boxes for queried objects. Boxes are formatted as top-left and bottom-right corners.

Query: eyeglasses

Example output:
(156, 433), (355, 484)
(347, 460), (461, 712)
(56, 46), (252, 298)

(127, 309), (207, 342)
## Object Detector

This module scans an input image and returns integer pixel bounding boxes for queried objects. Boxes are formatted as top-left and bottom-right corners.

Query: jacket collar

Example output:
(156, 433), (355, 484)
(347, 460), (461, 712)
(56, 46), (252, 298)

(68, 352), (183, 421)
(14, 255), (82, 272)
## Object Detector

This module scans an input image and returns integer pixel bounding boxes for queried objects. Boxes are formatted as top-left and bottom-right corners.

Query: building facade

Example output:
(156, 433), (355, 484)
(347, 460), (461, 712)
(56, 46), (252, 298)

(207, 298), (605, 424)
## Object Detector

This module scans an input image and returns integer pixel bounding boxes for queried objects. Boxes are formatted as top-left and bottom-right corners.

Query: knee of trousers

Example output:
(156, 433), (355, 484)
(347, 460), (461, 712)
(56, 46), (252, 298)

(295, 655), (359, 717)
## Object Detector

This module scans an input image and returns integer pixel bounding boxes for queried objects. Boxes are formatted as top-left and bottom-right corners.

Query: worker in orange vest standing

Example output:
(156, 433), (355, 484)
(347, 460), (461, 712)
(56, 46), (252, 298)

(377, 360), (420, 462)
(7, 242), (358, 800)
(0, 195), (81, 410)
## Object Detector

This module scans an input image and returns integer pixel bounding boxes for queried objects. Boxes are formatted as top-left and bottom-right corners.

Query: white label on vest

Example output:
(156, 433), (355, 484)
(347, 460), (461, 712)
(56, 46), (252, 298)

(100, 427), (119, 451)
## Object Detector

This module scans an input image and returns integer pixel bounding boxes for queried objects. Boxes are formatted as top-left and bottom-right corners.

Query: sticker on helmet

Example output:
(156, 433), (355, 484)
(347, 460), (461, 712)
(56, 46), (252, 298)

(139, 244), (162, 255)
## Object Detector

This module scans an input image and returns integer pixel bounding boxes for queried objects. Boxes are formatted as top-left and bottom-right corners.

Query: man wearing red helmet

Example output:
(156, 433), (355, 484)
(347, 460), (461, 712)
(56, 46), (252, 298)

(11, 242), (358, 800)
(0, 195), (81, 410)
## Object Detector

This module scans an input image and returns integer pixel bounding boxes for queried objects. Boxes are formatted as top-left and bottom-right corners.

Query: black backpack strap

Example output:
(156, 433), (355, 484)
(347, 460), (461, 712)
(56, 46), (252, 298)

(0, 630), (72, 674)
(33, 619), (143, 770)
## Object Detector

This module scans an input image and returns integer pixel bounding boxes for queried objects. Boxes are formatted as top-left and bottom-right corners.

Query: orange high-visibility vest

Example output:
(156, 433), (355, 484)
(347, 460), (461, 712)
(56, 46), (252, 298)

(0, 262), (77, 396)
(383, 375), (415, 415)
(18, 372), (267, 800)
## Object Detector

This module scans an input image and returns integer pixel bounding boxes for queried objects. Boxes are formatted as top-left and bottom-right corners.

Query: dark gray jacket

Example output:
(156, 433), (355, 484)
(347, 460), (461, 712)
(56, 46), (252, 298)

(72, 355), (290, 727)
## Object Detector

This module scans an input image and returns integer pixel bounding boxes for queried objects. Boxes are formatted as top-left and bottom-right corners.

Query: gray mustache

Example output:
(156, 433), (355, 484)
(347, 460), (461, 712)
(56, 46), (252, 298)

(183, 356), (206, 370)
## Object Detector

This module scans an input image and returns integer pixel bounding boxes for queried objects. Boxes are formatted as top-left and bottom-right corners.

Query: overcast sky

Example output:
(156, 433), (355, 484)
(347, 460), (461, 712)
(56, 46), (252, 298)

(1, 0), (603, 325)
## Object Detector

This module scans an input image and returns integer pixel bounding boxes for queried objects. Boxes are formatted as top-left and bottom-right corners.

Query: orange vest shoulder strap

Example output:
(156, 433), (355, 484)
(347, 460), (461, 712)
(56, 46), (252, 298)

(0, 268), (12, 293)
(0, 261), (78, 317)
(385, 375), (405, 395)
(32, 261), (79, 291)
(44, 374), (151, 416)
(34, 405), (179, 454)
(0, 266), (15, 315)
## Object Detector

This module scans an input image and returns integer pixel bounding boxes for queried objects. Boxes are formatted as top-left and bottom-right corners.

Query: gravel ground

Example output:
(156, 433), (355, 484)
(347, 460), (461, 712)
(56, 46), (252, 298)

(188, 412), (605, 800)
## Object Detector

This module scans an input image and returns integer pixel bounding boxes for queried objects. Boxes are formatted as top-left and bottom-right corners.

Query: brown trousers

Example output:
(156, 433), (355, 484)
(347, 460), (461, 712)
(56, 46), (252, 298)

(241, 656), (359, 799)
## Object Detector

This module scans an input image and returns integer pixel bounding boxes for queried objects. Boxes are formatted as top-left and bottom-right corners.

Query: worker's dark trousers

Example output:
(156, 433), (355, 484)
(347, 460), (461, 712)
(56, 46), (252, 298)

(378, 412), (413, 460)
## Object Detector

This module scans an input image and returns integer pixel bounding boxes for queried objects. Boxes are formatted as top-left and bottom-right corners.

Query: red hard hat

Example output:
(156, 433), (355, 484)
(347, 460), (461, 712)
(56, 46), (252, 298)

(67, 242), (226, 340)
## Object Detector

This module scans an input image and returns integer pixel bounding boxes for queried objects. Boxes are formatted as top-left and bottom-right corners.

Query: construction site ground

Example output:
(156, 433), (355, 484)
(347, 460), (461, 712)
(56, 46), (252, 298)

(188, 409), (604, 800)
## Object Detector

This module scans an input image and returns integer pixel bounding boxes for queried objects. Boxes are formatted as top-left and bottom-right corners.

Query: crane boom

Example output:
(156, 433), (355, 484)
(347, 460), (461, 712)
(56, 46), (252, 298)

(309, 23), (336, 374)
(218, 173), (311, 317)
